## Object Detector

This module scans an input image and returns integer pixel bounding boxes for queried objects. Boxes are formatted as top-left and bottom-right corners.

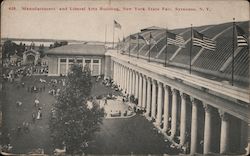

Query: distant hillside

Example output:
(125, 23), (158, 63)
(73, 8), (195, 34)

(1, 38), (113, 44)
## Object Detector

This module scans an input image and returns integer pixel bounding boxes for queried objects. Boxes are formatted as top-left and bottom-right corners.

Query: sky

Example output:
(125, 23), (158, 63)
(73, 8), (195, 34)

(1, 0), (249, 42)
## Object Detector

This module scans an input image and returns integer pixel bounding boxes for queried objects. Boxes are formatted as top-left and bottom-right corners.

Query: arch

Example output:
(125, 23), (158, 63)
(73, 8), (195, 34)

(23, 49), (40, 65)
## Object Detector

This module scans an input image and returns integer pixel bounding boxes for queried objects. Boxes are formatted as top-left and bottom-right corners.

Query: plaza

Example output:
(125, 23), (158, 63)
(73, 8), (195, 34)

(1, 74), (180, 155)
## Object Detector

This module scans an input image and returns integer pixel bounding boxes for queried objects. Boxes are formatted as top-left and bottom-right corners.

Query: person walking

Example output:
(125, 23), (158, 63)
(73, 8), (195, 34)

(34, 98), (39, 107)
(32, 112), (36, 123)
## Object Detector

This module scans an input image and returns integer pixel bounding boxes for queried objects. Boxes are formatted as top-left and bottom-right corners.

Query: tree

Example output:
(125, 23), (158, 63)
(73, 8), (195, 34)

(16, 42), (25, 57)
(2, 40), (18, 58)
(38, 44), (45, 58)
(49, 64), (104, 155)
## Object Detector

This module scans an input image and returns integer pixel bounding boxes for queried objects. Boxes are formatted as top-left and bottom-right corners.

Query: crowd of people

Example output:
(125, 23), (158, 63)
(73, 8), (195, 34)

(3, 65), (48, 83)
(101, 77), (120, 91)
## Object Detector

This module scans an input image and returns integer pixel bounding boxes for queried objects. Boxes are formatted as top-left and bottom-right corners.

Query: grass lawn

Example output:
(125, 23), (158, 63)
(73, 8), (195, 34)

(2, 75), (179, 155)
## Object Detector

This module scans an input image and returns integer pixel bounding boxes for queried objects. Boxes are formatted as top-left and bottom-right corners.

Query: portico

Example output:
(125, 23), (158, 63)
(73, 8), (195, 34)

(107, 50), (249, 155)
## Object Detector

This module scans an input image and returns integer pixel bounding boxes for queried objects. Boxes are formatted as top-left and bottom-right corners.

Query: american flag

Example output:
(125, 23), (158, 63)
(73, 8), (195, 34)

(167, 31), (185, 48)
(138, 34), (149, 45)
(130, 34), (137, 40)
(149, 33), (157, 45)
(235, 25), (248, 47)
(193, 30), (216, 51)
(114, 20), (121, 29)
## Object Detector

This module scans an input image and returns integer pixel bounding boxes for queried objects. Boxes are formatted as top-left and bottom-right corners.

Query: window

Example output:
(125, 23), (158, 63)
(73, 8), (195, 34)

(77, 59), (82, 63)
(85, 60), (91, 63)
(69, 59), (74, 63)
(60, 58), (66, 63)
(93, 59), (99, 63)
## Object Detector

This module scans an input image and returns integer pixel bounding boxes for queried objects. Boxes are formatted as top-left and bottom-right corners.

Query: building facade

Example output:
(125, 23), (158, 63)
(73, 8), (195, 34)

(46, 44), (106, 76)
(44, 21), (249, 155)
(104, 21), (249, 155)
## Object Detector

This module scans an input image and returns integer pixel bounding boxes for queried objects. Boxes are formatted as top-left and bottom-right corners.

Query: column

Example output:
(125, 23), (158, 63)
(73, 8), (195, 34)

(123, 66), (126, 89)
(90, 59), (93, 74)
(142, 76), (147, 109)
(180, 92), (187, 146)
(66, 58), (69, 74)
(115, 63), (118, 83)
(190, 98), (198, 155)
(135, 72), (139, 98)
(124, 67), (127, 93)
(98, 59), (101, 75)
(146, 78), (151, 116)
(119, 64), (122, 87)
(138, 74), (143, 108)
(57, 58), (60, 75)
(83, 57), (85, 69)
(203, 104), (212, 154)
(113, 62), (116, 82)
(219, 110), (229, 154)
(131, 71), (135, 95)
(151, 80), (157, 119)
(170, 88), (178, 139)
(117, 64), (121, 88)
(163, 85), (170, 132)
(133, 71), (136, 96)
(126, 69), (130, 94)
(156, 82), (163, 126)
(129, 70), (133, 95)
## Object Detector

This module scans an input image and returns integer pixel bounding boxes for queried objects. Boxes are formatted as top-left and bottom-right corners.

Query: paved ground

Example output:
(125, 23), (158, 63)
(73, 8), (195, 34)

(87, 115), (179, 155)
(2, 75), (180, 155)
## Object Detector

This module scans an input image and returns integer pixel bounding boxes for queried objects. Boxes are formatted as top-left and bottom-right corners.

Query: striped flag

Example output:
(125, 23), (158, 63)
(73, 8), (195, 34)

(130, 34), (137, 40)
(114, 20), (121, 29)
(167, 31), (185, 48)
(235, 25), (248, 47)
(149, 33), (157, 45)
(193, 30), (216, 51)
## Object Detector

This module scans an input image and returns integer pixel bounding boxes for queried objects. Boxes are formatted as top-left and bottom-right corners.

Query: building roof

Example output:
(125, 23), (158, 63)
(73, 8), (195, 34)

(24, 49), (40, 55)
(10, 53), (21, 58)
(141, 26), (164, 32)
(121, 21), (249, 85)
(45, 44), (106, 56)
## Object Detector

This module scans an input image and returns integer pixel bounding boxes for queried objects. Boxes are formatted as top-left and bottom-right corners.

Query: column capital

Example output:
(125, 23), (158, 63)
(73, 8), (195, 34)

(152, 79), (157, 85)
(164, 85), (170, 91)
(218, 110), (229, 121)
(147, 77), (152, 82)
(157, 81), (163, 86)
(190, 97), (198, 106)
(171, 88), (178, 95)
(180, 92), (188, 100)
(203, 103), (212, 113)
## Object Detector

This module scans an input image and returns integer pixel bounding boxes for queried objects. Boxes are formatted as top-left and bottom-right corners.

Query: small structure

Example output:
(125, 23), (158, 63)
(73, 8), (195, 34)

(45, 44), (106, 76)
(10, 53), (21, 65)
(41, 55), (49, 66)
(23, 49), (40, 65)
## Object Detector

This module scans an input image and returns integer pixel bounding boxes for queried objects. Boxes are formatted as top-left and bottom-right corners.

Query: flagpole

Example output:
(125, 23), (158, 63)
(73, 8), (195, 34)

(105, 24), (107, 45)
(232, 18), (235, 86)
(164, 29), (168, 67)
(129, 34), (131, 57)
(137, 33), (139, 59)
(117, 37), (119, 53)
(189, 24), (193, 74)
(112, 21), (115, 49)
(148, 33), (151, 62)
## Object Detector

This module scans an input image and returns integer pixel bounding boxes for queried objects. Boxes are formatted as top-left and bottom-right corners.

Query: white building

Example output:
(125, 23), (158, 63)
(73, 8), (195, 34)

(46, 44), (106, 76)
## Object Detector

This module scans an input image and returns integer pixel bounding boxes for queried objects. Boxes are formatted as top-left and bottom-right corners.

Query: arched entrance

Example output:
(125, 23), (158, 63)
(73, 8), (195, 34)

(23, 49), (40, 65)
(26, 55), (35, 65)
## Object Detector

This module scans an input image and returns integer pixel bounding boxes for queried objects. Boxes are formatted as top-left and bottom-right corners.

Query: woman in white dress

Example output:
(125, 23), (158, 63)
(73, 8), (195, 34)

(37, 110), (41, 119)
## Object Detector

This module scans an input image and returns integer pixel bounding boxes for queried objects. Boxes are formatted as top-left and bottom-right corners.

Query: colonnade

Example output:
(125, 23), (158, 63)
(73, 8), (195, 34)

(112, 61), (246, 155)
